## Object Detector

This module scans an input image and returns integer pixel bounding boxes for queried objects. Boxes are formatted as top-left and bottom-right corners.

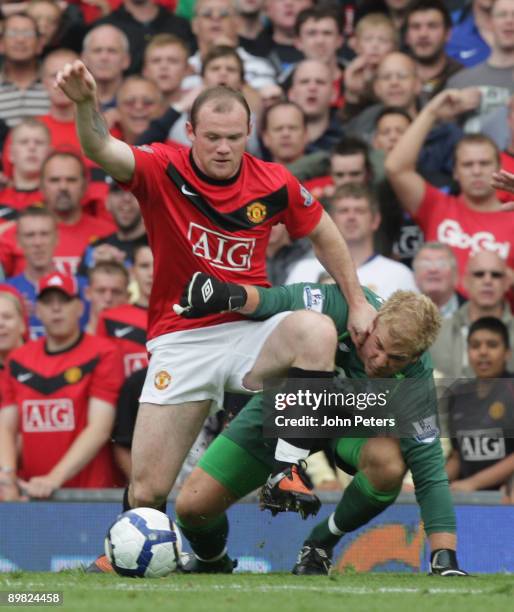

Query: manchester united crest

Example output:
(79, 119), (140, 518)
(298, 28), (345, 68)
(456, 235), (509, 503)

(154, 370), (172, 390)
(489, 401), (505, 420)
(64, 367), (82, 384)
(246, 202), (267, 224)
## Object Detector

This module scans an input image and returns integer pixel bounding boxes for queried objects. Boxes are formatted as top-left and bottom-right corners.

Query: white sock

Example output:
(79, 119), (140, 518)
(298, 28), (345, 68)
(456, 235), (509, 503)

(328, 512), (344, 536)
(275, 439), (310, 463)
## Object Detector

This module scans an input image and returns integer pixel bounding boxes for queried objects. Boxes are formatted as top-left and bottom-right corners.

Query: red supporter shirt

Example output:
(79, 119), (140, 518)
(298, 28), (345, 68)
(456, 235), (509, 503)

(54, 213), (116, 275)
(38, 115), (82, 157)
(123, 143), (323, 340)
(415, 183), (514, 292)
(1, 334), (124, 488)
(69, 0), (176, 23)
(303, 175), (333, 200)
(0, 187), (43, 224)
(96, 304), (148, 378)
(0, 225), (24, 277)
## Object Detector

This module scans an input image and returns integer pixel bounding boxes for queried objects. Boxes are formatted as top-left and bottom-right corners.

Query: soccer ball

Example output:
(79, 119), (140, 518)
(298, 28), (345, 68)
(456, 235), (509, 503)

(105, 507), (182, 578)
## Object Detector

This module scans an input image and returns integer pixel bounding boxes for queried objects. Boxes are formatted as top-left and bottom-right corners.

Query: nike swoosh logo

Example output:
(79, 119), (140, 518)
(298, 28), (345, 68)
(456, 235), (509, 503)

(114, 326), (134, 338)
(0, 207), (13, 217)
(17, 373), (33, 382)
(181, 184), (199, 197)
(460, 49), (477, 59)
(338, 342), (350, 352)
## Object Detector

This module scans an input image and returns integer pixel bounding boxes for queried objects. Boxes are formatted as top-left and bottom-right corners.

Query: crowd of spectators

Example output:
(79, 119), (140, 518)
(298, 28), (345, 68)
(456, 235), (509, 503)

(0, 0), (513, 502)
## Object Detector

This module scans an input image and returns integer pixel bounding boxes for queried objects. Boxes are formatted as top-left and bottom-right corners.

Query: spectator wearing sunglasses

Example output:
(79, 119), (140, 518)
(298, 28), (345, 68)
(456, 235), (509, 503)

(430, 250), (514, 377)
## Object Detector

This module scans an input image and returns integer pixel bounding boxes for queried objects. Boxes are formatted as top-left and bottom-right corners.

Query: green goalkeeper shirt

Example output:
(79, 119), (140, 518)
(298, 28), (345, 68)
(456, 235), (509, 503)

(251, 282), (455, 535)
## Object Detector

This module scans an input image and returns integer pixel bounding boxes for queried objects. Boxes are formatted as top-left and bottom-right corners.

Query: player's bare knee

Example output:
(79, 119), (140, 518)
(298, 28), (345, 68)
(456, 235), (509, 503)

(360, 439), (406, 491)
(131, 479), (168, 509)
(175, 489), (210, 526)
(285, 311), (337, 368)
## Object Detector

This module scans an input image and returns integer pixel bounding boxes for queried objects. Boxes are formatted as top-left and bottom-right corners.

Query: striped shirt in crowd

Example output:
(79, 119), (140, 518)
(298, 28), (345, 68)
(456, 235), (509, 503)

(0, 76), (50, 126)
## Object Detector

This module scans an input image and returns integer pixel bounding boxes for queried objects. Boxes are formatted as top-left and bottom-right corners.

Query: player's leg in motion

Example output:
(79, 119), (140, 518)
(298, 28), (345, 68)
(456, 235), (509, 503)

(244, 310), (338, 518)
(128, 400), (211, 508)
(175, 433), (271, 573)
(89, 400), (210, 573)
(293, 437), (405, 575)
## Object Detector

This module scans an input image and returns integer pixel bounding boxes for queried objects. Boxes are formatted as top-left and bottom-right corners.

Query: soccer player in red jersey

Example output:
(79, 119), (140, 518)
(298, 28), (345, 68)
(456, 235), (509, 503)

(0, 271), (124, 500)
(96, 244), (152, 377)
(56, 62), (375, 567)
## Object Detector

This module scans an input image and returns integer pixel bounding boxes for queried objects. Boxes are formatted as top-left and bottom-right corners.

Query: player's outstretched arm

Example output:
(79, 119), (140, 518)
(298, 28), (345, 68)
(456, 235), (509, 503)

(307, 210), (375, 345)
(173, 272), (259, 318)
(55, 60), (135, 183)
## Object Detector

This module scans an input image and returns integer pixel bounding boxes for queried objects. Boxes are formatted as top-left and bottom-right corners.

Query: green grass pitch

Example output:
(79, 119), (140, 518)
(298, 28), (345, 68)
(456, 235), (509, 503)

(1, 571), (512, 612)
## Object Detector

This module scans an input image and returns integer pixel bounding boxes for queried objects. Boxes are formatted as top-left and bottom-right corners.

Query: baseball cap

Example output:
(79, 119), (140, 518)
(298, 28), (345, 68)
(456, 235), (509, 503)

(37, 272), (79, 299)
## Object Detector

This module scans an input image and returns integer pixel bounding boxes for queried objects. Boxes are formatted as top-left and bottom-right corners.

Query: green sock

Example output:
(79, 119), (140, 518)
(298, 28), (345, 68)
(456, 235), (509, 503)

(176, 513), (229, 561)
(307, 472), (400, 549)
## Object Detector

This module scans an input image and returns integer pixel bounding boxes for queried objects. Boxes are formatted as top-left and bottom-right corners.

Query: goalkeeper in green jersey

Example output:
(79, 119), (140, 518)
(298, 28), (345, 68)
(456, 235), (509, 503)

(173, 273), (468, 577)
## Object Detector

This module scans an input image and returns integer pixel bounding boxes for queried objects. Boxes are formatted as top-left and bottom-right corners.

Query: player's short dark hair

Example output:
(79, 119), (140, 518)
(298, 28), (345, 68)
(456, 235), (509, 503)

(190, 85), (251, 131)
(260, 101), (306, 133)
(468, 317), (510, 349)
(405, 0), (452, 31)
(331, 136), (372, 175)
(455, 133), (500, 166)
(329, 183), (379, 215)
(375, 106), (412, 127)
(88, 260), (129, 285)
(41, 150), (87, 180)
(201, 45), (244, 82)
(294, 5), (343, 37)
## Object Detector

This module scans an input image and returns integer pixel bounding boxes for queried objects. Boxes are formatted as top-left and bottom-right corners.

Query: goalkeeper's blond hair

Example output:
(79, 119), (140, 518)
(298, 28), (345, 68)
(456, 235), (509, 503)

(377, 291), (441, 356)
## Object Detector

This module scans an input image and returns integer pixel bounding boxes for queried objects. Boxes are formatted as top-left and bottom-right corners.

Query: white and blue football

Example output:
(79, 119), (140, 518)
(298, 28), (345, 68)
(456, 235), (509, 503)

(105, 507), (182, 578)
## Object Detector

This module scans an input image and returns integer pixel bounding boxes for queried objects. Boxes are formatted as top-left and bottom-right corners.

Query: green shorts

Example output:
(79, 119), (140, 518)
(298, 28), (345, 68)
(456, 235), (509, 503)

(198, 394), (368, 498)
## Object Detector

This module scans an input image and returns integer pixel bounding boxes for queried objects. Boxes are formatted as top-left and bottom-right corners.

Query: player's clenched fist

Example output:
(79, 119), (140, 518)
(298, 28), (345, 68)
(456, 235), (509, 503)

(173, 272), (247, 318)
(55, 60), (97, 104)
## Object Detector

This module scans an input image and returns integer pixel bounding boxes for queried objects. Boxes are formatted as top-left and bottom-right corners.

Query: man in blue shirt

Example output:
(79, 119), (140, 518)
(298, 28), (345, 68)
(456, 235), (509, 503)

(446, 0), (492, 67)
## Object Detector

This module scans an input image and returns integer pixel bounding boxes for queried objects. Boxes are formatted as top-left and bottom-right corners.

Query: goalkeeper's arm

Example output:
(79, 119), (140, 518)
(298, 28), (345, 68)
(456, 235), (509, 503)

(173, 272), (260, 318)
(173, 273), (310, 320)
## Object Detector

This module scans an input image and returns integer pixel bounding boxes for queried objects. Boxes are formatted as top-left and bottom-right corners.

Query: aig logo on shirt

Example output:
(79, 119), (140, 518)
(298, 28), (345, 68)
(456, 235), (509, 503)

(188, 223), (256, 271)
(458, 429), (506, 461)
(22, 399), (75, 432)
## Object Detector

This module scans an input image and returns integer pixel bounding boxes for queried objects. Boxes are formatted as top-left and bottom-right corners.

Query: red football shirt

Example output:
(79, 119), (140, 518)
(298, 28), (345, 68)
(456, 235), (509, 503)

(54, 213), (116, 275)
(1, 334), (124, 488)
(96, 304), (148, 377)
(0, 225), (24, 277)
(0, 187), (43, 224)
(123, 143), (323, 339)
(303, 176), (333, 200)
(415, 183), (514, 292)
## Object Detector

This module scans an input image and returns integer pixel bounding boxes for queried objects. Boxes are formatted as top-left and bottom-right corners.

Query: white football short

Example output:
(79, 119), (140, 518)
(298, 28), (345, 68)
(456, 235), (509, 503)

(140, 312), (291, 414)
